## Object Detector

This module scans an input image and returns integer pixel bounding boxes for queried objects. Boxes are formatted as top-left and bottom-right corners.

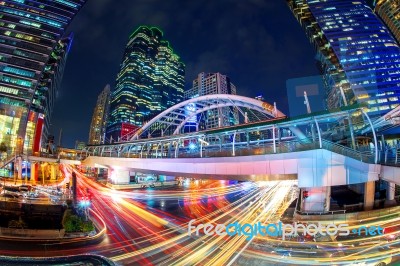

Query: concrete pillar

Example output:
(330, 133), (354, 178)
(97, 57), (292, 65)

(17, 156), (22, 181)
(387, 181), (395, 200)
(30, 163), (36, 182)
(40, 163), (45, 185)
(325, 186), (331, 212)
(385, 181), (396, 206)
(364, 181), (375, 211)
(50, 164), (56, 180)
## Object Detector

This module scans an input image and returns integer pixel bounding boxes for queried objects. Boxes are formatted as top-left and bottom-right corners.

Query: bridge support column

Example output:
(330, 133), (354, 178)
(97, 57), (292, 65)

(17, 156), (22, 181)
(50, 164), (57, 180)
(30, 163), (37, 182)
(325, 186), (331, 212)
(385, 181), (396, 207)
(272, 126), (276, 153)
(364, 181), (375, 211)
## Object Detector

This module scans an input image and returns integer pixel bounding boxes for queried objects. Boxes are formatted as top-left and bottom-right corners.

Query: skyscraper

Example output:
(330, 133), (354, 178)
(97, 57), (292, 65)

(287, 0), (400, 119)
(374, 0), (400, 44)
(0, 0), (86, 157)
(107, 26), (184, 141)
(88, 84), (111, 145)
(184, 72), (238, 130)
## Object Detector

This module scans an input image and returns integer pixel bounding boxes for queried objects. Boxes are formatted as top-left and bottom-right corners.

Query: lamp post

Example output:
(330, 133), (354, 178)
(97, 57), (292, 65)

(14, 137), (23, 185)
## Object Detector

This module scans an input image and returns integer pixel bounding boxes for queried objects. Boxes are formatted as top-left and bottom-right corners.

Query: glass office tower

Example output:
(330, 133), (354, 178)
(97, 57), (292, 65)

(184, 72), (238, 131)
(107, 26), (185, 141)
(287, 0), (400, 119)
(375, 0), (400, 45)
(88, 84), (111, 145)
(0, 0), (86, 157)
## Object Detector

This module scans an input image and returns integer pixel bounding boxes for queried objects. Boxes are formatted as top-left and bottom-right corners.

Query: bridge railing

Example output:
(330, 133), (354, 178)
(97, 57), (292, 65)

(86, 135), (379, 165)
(85, 133), (388, 167)
(169, 137), (320, 159)
(380, 147), (400, 166)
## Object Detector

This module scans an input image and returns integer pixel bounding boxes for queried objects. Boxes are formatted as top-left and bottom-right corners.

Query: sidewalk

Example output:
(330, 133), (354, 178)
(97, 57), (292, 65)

(0, 227), (65, 239)
(0, 208), (106, 244)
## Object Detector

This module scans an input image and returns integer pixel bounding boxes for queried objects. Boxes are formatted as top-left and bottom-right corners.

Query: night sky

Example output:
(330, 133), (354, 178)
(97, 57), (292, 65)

(51, 0), (319, 148)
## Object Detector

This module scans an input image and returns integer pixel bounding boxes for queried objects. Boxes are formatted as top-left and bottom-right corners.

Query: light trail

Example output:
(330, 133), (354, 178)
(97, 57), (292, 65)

(15, 163), (396, 266)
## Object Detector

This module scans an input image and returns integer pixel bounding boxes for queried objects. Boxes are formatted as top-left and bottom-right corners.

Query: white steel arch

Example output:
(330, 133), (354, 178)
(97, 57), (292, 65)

(131, 94), (285, 140)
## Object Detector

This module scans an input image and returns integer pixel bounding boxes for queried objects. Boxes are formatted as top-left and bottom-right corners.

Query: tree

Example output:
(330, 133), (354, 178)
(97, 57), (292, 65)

(62, 209), (95, 233)
(81, 221), (95, 233)
(62, 209), (81, 232)
(0, 142), (7, 153)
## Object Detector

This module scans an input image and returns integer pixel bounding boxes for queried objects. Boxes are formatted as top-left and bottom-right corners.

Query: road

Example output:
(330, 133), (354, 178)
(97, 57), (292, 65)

(0, 164), (399, 265)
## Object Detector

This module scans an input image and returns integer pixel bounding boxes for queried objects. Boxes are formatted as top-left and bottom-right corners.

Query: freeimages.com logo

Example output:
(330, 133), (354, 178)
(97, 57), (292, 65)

(188, 220), (384, 240)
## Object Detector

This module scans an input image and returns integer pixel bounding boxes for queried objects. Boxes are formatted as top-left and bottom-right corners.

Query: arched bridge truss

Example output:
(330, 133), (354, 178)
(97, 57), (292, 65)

(128, 94), (286, 141)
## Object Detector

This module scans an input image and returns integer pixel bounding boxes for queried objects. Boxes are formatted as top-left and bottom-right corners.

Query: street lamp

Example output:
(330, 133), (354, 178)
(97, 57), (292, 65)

(14, 137), (23, 184)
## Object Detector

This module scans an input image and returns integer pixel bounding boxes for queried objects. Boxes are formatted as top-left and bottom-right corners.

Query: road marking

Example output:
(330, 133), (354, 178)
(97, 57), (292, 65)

(110, 249), (124, 253)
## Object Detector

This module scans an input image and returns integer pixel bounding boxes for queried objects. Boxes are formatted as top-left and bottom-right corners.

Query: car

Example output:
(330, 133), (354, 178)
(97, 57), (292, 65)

(2, 193), (21, 200)
(383, 225), (400, 241)
(19, 185), (30, 192)
(23, 192), (39, 198)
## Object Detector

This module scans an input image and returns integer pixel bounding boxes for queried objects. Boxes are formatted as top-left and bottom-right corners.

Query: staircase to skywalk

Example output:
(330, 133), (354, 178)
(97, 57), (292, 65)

(320, 139), (375, 164)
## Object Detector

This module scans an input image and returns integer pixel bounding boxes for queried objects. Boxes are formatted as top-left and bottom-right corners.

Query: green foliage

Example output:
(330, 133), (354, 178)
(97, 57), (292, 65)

(0, 142), (7, 153)
(62, 209), (81, 232)
(81, 220), (95, 232)
(62, 209), (95, 233)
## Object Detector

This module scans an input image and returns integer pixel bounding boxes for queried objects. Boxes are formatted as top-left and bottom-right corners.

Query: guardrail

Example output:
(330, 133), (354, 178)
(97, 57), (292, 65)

(295, 205), (400, 221)
(296, 209), (347, 216)
(380, 148), (400, 166)
(0, 254), (115, 265)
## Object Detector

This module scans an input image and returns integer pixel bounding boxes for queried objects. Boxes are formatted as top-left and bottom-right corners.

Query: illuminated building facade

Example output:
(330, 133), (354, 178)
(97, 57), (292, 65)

(88, 84), (111, 145)
(374, 0), (400, 44)
(287, 0), (400, 118)
(184, 72), (238, 130)
(0, 0), (86, 157)
(107, 26), (184, 141)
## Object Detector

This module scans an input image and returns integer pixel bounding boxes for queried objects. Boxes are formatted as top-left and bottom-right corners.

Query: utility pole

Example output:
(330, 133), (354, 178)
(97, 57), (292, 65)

(72, 172), (77, 206)
(58, 128), (62, 147)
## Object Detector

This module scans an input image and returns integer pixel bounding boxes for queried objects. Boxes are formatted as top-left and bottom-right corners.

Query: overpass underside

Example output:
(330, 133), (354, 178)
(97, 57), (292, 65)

(83, 149), (379, 187)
